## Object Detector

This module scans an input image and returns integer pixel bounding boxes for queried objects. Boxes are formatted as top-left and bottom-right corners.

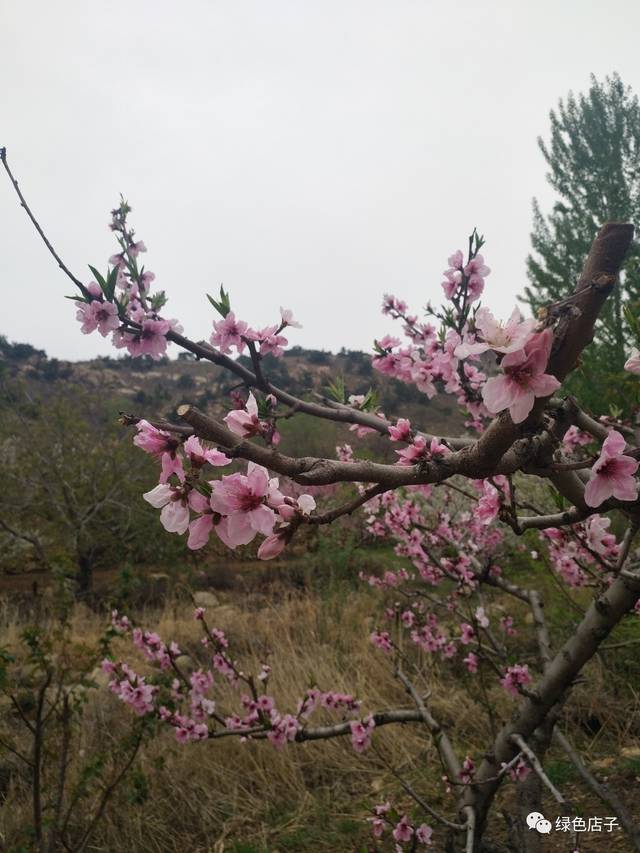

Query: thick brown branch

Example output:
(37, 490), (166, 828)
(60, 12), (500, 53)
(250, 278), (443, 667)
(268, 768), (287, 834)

(546, 223), (634, 381)
(462, 568), (640, 836)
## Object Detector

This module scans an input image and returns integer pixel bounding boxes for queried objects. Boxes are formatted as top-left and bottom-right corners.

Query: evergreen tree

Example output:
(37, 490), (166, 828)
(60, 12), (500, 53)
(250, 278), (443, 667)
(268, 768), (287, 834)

(523, 72), (640, 415)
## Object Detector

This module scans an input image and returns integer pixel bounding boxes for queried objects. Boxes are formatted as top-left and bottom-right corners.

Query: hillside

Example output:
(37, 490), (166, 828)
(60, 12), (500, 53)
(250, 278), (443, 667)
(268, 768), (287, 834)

(0, 336), (463, 458)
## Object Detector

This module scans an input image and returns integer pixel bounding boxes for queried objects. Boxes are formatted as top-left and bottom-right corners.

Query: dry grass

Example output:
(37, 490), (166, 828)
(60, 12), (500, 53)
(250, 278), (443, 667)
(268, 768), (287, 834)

(1, 583), (640, 852)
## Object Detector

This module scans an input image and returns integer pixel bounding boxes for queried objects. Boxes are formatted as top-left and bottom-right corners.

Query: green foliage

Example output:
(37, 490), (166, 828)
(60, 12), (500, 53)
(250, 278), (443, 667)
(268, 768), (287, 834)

(0, 381), (187, 595)
(524, 72), (640, 415)
(207, 284), (231, 318)
(0, 581), (149, 850)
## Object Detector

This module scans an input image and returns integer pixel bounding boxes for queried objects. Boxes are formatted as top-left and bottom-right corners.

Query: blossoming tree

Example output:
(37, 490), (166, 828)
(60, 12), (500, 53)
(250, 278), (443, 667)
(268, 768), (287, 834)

(3, 145), (640, 851)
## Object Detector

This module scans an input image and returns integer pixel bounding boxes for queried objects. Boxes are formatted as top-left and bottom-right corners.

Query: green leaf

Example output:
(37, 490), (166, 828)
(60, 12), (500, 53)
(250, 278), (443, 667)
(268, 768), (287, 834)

(207, 285), (231, 318)
(150, 290), (167, 312)
(359, 387), (379, 412)
(105, 266), (119, 301)
(88, 265), (107, 289)
(325, 375), (346, 403)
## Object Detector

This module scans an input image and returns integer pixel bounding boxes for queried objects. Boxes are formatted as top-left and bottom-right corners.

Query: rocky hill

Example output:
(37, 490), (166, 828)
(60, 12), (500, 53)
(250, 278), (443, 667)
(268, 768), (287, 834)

(0, 336), (463, 457)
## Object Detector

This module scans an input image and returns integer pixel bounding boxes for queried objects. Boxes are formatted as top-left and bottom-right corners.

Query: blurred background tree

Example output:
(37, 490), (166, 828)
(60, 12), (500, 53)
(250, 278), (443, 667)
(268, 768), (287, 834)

(0, 381), (185, 597)
(523, 72), (640, 415)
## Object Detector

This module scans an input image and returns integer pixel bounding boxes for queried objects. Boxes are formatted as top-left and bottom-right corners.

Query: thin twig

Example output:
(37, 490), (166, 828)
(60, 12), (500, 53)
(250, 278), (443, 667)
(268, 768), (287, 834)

(510, 733), (565, 804)
(553, 730), (640, 851)
(0, 149), (89, 296)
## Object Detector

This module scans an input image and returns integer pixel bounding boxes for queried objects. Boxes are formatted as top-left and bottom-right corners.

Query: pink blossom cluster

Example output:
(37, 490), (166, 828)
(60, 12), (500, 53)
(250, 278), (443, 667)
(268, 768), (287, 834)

(132, 627), (181, 669)
(441, 249), (490, 303)
(135, 423), (230, 485)
(211, 306), (300, 359)
(542, 515), (619, 587)
(376, 243), (566, 428)
(75, 203), (183, 359)
(500, 664), (532, 698)
(102, 659), (156, 716)
(369, 802), (433, 846)
(372, 325), (488, 427)
(501, 757), (531, 782)
(103, 612), (375, 753)
(364, 488), (504, 592)
(136, 415), (317, 558)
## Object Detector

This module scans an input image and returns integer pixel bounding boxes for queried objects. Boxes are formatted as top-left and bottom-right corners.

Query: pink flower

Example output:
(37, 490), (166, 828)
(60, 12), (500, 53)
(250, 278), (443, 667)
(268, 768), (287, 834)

(388, 418), (412, 442)
(464, 255), (490, 278)
(210, 464), (276, 547)
(257, 533), (287, 560)
(455, 307), (537, 359)
(350, 714), (375, 752)
(127, 318), (170, 360)
(210, 311), (248, 354)
(562, 425), (591, 450)
(336, 444), (354, 462)
(463, 652), (478, 673)
(134, 420), (179, 457)
(482, 328), (561, 423)
(441, 269), (462, 299)
(459, 755), (475, 784)
(476, 480), (502, 525)
(396, 435), (448, 466)
(416, 823), (433, 845)
(224, 393), (262, 438)
(448, 250), (464, 269)
(392, 815), (414, 843)
(370, 630), (393, 652)
(459, 623), (474, 644)
(128, 240), (147, 257)
(280, 307), (302, 328)
(133, 420), (185, 483)
(500, 664), (532, 697)
(183, 435), (230, 468)
(143, 484), (191, 534)
(500, 615), (516, 636)
(624, 347), (640, 374)
(140, 270), (156, 290)
(370, 817), (386, 838)
(584, 430), (639, 507)
(247, 325), (288, 357)
(503, 758), (531, 782)
(474, 606), (489, 628)
(584, 515), (618, 557)
(187, 513), (214, 550)
(296, 494), (316, 515)
(76, 299), (120, 337)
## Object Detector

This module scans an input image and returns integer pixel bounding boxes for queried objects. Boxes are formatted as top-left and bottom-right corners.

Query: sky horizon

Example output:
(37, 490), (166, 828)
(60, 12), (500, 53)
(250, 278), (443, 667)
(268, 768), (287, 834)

(2, 1), (640, 362)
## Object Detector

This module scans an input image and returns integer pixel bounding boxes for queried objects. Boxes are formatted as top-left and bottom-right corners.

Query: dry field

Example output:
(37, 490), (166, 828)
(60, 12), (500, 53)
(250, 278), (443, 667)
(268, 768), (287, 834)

(1, 570), (639, 853)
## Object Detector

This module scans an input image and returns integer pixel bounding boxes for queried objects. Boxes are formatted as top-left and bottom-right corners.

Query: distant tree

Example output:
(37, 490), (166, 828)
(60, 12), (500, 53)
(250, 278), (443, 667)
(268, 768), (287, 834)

(0, 384), (178, 596)
(523, 72), (640, 414)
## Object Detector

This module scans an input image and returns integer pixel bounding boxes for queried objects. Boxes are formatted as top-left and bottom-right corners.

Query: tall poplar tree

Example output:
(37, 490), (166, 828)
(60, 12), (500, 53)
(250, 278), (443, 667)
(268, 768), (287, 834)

(524, 72), (640, 414)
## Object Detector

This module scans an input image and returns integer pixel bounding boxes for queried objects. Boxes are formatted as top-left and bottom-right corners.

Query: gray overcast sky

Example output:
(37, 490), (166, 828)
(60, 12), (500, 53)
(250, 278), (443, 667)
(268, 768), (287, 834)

(2, 0), (639, 361)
